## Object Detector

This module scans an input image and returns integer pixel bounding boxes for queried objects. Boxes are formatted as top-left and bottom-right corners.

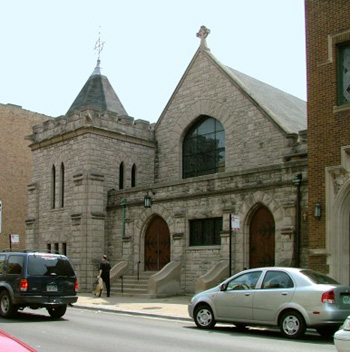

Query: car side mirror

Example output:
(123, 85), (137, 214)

(220, 283), (227, 291)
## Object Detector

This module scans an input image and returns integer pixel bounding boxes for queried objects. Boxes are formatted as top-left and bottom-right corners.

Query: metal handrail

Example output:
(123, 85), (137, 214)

(119, 261), (142, 293)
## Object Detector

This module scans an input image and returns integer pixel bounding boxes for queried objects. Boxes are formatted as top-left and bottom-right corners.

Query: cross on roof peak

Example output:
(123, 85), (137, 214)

(196, 25), (210, 50)
(94, 28), (105, 61)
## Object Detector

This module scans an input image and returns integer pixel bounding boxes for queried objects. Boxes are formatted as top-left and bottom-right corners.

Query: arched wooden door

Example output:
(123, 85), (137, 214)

(144, 216), (170, 271)
(249, 206), (275, 268)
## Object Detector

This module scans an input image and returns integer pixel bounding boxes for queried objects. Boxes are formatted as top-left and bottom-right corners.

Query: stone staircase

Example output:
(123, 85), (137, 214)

(110, 271), (154, 296)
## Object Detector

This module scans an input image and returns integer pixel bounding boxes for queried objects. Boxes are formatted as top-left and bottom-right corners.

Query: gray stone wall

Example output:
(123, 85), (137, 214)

(27, 117), (156, 290)
(155, 51), (290, 184)
(107, 160), (308, 293)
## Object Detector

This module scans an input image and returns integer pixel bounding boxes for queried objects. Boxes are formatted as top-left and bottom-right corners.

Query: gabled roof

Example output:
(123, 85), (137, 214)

(203, 48), (307, 134)
(66, 60), (128, 116)
(156, 43), (307, 135)
(226, 67), (307, 134)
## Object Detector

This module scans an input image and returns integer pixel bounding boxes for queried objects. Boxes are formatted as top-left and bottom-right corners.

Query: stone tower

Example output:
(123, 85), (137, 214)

(26, 60), (155, 290)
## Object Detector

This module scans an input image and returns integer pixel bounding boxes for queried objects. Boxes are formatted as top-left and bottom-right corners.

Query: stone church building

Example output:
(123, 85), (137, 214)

(26, 27), (307, 294)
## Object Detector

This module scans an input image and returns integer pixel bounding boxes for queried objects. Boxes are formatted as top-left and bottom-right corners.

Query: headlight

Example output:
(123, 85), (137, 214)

(342, 317), (350, 331)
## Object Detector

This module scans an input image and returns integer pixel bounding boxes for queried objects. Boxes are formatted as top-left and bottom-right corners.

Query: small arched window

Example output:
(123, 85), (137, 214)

(183, 115), (225, 178)
(51, 165), (56, 209)
(119, 162), (124, 190)
(60, 162), (65, 208)
(131, 164), (136, 188)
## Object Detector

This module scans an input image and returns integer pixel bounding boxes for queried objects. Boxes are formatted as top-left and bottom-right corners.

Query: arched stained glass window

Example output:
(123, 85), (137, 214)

(183, 115), (225, 178)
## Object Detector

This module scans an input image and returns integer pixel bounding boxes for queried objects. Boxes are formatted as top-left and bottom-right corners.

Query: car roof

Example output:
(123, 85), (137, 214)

(1, 251), (63, 256)
(242, 267), (303, 273)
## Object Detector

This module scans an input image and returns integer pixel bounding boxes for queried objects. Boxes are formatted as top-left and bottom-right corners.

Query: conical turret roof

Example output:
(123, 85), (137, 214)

(66, 60), (128, 116)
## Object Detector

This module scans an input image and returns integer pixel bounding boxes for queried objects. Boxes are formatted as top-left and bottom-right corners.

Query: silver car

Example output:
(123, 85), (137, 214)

(188, 267), (350, 339)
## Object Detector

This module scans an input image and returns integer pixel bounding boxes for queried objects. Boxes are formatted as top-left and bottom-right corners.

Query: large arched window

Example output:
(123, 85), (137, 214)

(183, 115), (225, 178)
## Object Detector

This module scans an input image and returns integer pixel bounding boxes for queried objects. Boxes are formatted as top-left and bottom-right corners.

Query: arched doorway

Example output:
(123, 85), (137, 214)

(249, 206), (275, 268)
(144, 216), (170, 271)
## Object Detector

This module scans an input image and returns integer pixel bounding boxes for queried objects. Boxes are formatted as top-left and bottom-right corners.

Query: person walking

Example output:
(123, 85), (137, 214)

(98, 255), (111, 297)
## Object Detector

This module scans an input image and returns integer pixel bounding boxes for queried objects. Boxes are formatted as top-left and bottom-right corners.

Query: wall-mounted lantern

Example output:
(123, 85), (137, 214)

(314, 203), (321, 218)
(144, 193), (152, 208)
(144, 190), (155, 208)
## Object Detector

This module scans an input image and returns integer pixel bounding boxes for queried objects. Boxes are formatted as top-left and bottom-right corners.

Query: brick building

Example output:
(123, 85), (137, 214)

(0, 104), (49, 249)
(306, 0), (350, 284)
(26, 28), (307, 294)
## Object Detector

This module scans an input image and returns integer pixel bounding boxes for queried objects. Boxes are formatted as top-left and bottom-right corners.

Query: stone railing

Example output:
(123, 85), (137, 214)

(148, 261), (182, 296)
(195, 260), (229, 293)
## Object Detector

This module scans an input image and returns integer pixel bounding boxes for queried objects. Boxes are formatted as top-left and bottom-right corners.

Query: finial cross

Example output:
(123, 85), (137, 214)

(94, 28), (105, 60)
(196, 25), (210, 50)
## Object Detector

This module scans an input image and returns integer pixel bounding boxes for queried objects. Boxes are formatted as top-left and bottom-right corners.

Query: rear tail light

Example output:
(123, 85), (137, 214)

(322, 289), (335, 303)
(19, 279), (28, 292)
(74, 280), (78, 292)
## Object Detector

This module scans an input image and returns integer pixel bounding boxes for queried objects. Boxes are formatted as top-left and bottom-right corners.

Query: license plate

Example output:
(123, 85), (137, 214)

(47, 284), (57, 292)
(342, 295), (350, 304)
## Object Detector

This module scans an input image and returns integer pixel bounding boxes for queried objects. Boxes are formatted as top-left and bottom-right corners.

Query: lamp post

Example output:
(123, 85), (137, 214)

(292, 174), (302, 267)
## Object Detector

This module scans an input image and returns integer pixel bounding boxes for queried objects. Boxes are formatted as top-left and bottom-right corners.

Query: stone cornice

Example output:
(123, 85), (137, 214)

(29, 125), (156, 151)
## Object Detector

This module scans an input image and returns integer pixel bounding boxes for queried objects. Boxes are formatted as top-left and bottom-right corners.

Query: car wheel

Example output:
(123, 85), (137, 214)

(47, 305), (67, 319)
(0, 291), (17, 318)
(316, 326), (339, 338)
(194, 304), (216, 329)
(279, 310), (306, 339)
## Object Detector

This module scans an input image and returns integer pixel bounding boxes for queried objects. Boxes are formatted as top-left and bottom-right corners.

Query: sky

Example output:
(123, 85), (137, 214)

(0, 0), (306, 123)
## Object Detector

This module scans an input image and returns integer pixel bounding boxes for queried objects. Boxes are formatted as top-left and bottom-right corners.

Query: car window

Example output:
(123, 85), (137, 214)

(8, 255), (24, 275)
(28, 255), (75, 276)
(262, 271), (294, 289)
(227, 271), (262, 290)
(300, 269), (339, 284)
(0, 255), (6, 274)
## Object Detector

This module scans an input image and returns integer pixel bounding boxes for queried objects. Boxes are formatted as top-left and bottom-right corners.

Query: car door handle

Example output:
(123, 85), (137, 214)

(244, 293), (251, 296)
(281, 292), (288, 296)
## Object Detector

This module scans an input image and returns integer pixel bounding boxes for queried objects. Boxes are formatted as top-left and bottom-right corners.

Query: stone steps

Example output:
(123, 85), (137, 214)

(111, 272), (154, 296)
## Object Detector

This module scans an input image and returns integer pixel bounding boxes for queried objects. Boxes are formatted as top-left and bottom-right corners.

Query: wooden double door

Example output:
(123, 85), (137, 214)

(249, 206), (275, 268)
(144, 216), (170, 271)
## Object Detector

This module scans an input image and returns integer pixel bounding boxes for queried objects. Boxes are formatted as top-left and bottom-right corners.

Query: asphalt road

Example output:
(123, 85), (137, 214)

(0, 307), (337, 352)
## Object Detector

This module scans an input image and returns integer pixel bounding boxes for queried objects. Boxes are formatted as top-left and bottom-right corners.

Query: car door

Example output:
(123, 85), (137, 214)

(215, 271), (262, 321)
(253, 270), (295, 323)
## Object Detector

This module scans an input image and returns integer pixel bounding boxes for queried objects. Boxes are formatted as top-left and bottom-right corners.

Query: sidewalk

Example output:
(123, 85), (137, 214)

(73, 293), (192, 321)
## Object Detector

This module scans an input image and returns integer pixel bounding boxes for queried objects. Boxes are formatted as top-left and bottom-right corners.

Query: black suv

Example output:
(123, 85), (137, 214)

(0, 251), (78, 319)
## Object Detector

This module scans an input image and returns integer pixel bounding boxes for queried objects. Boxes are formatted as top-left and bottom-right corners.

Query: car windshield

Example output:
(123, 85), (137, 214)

(28, 255), (75, 277)
(300, 269), (340, 284)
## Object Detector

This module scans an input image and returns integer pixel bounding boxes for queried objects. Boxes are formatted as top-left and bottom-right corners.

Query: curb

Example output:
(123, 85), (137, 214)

(72, 303), (192, 322)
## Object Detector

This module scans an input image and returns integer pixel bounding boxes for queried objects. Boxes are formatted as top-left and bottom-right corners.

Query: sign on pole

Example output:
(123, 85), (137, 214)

(0, 200), (2, 233)
(231, 215), (240, 231)
(10, 234), (20, 244)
